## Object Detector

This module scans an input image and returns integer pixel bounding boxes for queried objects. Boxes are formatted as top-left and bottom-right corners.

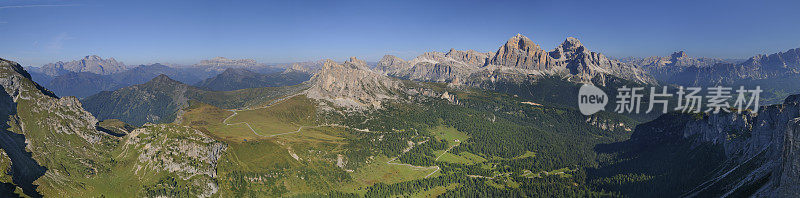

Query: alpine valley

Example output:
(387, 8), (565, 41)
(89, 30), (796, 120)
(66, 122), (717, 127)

(3, 34), (800, 198)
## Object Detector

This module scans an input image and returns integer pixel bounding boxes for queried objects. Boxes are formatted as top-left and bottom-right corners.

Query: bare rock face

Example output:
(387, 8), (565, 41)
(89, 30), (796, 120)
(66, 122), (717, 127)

(774, 118), (800, 197)
(40, 55), (126, 76)
(490, 34), (559, 71)
(376, 34), (656, 87)
(306, 57), (401, 109)
(666, 48), (800, 86)
(642, 94), (800, 196)
(445, 48), (492, 67)
(123, 124), (227, 197)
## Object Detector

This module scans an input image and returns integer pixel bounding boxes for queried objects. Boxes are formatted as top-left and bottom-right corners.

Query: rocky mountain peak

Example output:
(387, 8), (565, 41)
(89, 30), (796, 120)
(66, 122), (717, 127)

(504, 34), (542, 52)
(307, 58), (401, 110)
(40, 55), (127, 76)
(551, 37), (589, 59)
(84, 55), (104, 61)
(375, 55), (410, 75)
(670, 51), (688, 59)
(489, 34), (553, 71)
(344, 56), (368, 69)
(562, 37), (584, 48)
(147, 74), (181, 85)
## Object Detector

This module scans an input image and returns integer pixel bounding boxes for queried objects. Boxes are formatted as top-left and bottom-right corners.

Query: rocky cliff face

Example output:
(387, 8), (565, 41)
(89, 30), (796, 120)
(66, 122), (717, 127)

(376, 34), (656, 87)
(121, 124), (227, 197)
(306, 57), (401, 109)
(40, 55), (126, 76)
(775, 118), (800, 197)
(631, 94), (800, 196)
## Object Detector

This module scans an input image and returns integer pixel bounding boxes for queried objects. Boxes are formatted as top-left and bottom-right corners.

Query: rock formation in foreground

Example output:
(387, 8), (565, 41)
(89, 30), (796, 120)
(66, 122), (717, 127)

(610, 94), (800, 197)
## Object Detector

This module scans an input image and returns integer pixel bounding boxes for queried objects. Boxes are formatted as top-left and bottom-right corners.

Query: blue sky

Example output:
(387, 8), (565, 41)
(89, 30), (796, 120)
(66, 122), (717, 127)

(1, 0), (799, 66)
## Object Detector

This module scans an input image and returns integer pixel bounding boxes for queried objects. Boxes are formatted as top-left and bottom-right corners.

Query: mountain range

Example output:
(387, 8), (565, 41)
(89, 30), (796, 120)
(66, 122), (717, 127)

(2, 33), (800, 197)
(25, 56), (309, 98)
(376, 34), (656, 87)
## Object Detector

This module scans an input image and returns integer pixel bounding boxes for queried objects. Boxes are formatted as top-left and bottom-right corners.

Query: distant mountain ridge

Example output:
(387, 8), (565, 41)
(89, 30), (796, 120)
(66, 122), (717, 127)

(30, 63), (218, 98)
(376, 34), (656, 87)
(193, 57), (284, 73)
(667, 48), (800, 86)
(195, 68), (310, 91)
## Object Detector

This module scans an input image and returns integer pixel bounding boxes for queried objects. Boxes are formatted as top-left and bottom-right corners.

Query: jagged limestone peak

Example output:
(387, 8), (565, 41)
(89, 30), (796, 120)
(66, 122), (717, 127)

(307, 57), (401, 110)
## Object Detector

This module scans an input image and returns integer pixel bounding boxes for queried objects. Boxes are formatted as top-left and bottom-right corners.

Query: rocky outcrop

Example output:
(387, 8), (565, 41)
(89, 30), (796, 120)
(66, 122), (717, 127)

(376, 34), (656, 87)
(40, 55), (126, 76)
(306, 57), (401, 109)
(123, 124), (227, 197)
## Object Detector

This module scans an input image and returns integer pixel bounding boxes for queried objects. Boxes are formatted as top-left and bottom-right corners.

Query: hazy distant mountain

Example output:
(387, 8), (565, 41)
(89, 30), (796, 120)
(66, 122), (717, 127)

(28, 61), (220, 98)
(280, 61), (324, 74)
(621, 51), (729, 82)
(377, 34), (656, 87)
(193, 57), (283, 73)
(195, 68), (310, 91)
(40, 55), (126, 76)
(46, 72), (119, 98)
(668, 48), (800, 86)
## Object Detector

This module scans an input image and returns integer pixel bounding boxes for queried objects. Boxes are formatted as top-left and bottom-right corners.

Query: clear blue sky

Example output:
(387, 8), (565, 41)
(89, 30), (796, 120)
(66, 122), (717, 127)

(2, 0), (799, 66)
